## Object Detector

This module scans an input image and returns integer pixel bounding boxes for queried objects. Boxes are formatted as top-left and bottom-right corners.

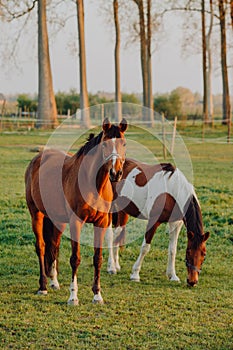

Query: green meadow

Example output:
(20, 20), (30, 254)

(0, 128), (232, 349)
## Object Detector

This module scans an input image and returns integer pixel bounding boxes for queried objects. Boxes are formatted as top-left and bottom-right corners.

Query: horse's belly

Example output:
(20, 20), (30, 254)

(32, 160), (69, 223)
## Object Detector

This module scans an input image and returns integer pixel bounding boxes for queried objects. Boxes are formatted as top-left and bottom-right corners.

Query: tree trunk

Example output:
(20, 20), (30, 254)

(76, 0), (90, 128)
(133, 0), (148, 116)
(37, 0), (58, 129)
(113, 0), (122, 122)
(206, 0), (214, 126)
(201, 0), (208, 125)
(218, 0), (231, 129)
(147, 0), (154, 126)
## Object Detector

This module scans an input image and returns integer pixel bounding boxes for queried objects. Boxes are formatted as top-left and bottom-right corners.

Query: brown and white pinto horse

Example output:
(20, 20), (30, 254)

(107, 159), (209, 287)
(25, 118), (127, 304)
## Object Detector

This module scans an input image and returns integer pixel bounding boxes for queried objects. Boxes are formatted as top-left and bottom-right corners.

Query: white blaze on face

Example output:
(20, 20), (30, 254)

(111, 138), (117, 174)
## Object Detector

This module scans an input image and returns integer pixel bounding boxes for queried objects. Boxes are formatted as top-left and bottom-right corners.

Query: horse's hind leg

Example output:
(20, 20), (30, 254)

(106, 225), (117, 274)
(106, 225), (123, 274)
(68, 217), (82, 306)
(107, 211), (128, 274)
(48, 223), (66, 290)
(32, 211), (48, 294)
(166, 220), (183, 282)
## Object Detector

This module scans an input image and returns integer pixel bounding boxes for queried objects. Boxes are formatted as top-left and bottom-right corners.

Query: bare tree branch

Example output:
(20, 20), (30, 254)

(1, 0), (37, 21)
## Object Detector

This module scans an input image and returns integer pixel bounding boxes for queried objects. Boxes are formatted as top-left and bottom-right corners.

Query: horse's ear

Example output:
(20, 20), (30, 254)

(119, 118), (128, 133)
(203, 232), (210, 242)
(187, 231), (194, 240)
(103, 118), (111, 132)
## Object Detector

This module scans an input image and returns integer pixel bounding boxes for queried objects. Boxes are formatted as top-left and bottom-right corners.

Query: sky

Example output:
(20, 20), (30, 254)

(0, 2), (226, 97)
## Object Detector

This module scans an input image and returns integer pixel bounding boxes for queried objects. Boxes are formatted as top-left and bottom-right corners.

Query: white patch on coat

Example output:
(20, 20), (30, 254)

(119, 167), (196, 218)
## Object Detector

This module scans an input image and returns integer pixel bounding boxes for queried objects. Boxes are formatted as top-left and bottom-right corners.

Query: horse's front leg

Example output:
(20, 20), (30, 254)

(68, 218), (82, 306)
(130, 221), (159, 282)
(166, 220), (183, 282)
(92, 226), (105, 304)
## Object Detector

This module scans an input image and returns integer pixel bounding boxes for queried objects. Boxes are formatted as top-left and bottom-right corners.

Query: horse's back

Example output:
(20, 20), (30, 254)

(117, 159), (195, 219)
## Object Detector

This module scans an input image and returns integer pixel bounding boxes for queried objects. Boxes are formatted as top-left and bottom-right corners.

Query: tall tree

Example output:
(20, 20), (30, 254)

(76, 0), (90, 128)
(133, 0), (148, 110)
(37, 0), (58, 128)
(113, 0), (122, 122)
(0, 0), (58, 129)
(132, 0), (154, 125)
(201, 0), (208, 124)
(147, 0), (154, 125)
(218, 0), (231, 130)
(206, 0), (214, 125)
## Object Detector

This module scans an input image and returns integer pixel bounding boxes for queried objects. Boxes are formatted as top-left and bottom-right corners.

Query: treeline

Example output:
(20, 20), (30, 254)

(1, 1), (232, 132)
(16, 91), (141, 116)
(15, 87), (227, 120)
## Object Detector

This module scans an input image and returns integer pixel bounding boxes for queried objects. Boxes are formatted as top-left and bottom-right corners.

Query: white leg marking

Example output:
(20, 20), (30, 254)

(106, 226), (117, 274)
(49, 260), (60, 290)
(114, 244), (121, 271)
(67, 275), (79, 305)
(166, 221), (183, 282)
(130, 238), (151, 281)
(92, 292), (104, 304)
(37, 290), (48, 295)
(113, 226), (122, 271)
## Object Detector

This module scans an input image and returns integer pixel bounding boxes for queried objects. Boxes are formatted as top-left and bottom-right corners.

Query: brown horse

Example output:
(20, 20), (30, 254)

(107, 159), (209, 287)
(25, 118), (127, 304)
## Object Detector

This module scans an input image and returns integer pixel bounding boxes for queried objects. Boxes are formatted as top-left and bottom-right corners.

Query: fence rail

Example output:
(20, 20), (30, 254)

(0, 115), (232, 145)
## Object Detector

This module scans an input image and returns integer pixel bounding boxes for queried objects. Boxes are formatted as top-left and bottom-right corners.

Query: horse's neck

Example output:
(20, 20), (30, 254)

(77, 151), (111, 195)
(184, 195), (204, 237)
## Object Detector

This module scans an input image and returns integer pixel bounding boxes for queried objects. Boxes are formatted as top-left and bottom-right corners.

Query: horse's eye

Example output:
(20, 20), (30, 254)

(123, 143), (127, 147)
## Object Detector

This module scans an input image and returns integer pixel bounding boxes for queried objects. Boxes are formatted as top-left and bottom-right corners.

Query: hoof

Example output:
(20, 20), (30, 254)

(67, 298), (79, 306)
(130, 273), (140, 282)
(108, 269), (117, 275)
(37, 290), (48, 295)
(130, 277), (140, 282)
(92, 293), (104, 304)
(115, 263), (121, 272)
(50, 281), (60, 290)
(169, 276), (180, 282)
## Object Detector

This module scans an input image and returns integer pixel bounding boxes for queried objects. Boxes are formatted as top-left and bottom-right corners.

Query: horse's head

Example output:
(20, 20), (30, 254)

(186, 231), (209, 287)
(102, 118), (128, 182)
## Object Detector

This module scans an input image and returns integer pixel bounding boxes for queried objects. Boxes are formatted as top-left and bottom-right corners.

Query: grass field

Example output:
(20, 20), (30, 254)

(0, 127), (233, 349)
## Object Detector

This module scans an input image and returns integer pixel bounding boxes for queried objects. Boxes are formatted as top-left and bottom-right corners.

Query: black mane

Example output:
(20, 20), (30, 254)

(76, 131), (103, 158)
(76, 124), (123, 159)
(184, 195), (204, 245)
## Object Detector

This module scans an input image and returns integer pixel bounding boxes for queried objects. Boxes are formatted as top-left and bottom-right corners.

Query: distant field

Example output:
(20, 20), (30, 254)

(0, 128), (232, 349)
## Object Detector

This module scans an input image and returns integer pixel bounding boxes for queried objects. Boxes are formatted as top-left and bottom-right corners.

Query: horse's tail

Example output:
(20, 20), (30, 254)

(43, 217), (59, 277)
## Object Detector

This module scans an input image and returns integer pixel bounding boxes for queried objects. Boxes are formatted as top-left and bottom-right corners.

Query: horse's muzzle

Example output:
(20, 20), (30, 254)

(109, 169), (123, 182)
(187, 279), (198, 287)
